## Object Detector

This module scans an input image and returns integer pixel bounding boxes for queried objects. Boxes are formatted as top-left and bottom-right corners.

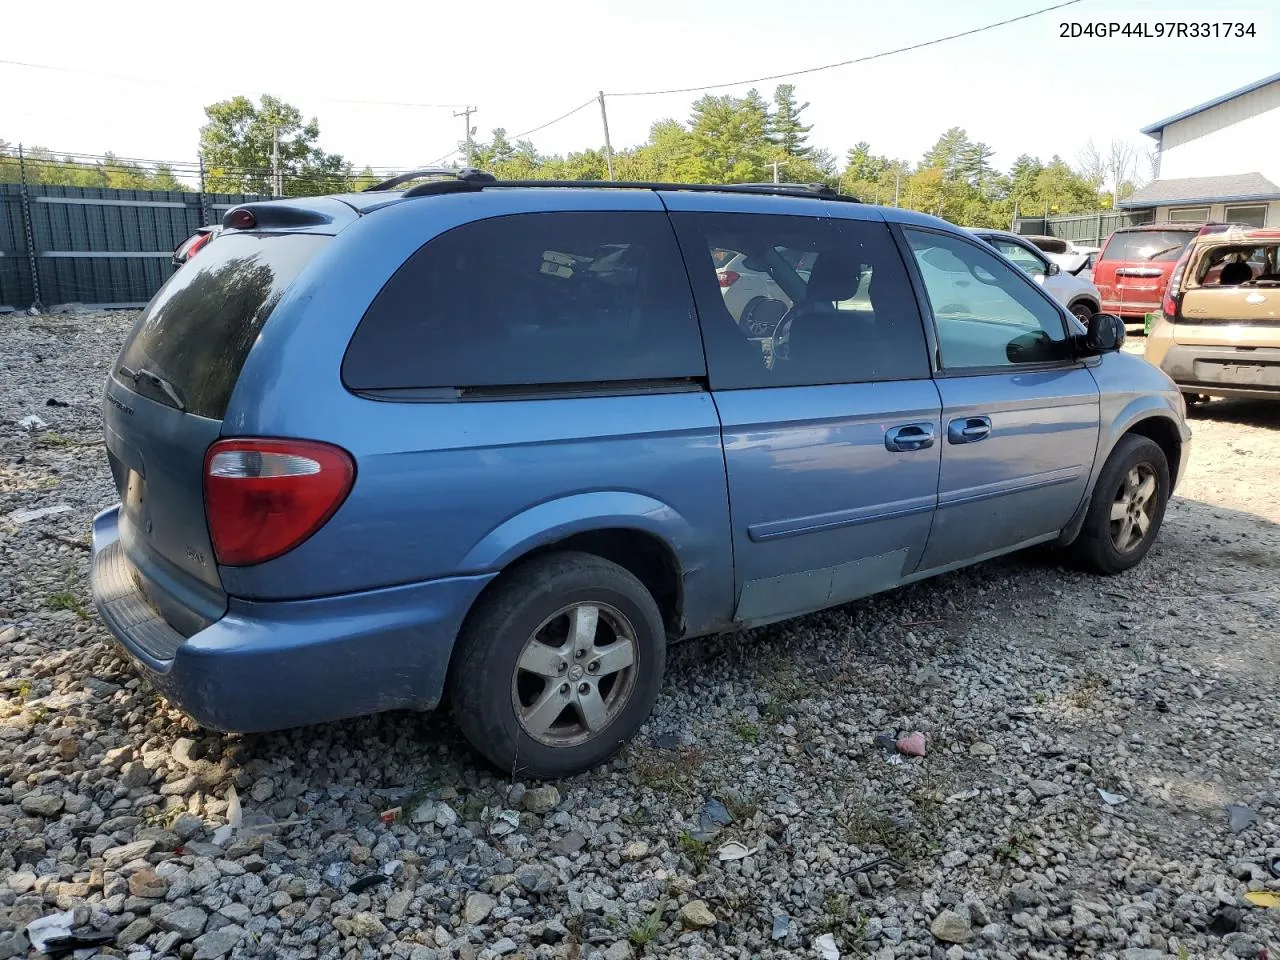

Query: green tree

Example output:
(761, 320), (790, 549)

(199, 94), (351, 196)
(0, 144), (188, 190)
(768, 84), (812, 158)
(687, 90), (771, 182)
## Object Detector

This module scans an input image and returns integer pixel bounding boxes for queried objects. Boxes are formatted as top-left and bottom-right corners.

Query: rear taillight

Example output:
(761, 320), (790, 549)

(186, 232), (213, 259)
(203, 439), (354, 566)
(1163, 247), (1193, 319)
(718, 270), (740, 288)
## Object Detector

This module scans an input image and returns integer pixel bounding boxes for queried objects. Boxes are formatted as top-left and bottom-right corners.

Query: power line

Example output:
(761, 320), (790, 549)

(508, 98), (598, 141)
(419, 97), (597, 168)
(0, 57), (470, 109)
(606, 0), (1084, 97)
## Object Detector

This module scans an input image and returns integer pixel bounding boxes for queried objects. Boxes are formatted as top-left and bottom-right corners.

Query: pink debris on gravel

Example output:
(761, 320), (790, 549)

(896, 732), (927, 757)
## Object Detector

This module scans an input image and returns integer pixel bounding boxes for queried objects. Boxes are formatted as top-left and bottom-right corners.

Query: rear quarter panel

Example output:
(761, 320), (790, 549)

(218, 190), (736, 635)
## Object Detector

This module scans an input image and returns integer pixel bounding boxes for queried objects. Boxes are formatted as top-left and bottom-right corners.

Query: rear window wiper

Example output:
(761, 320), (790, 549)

(119, 366), (186, 412)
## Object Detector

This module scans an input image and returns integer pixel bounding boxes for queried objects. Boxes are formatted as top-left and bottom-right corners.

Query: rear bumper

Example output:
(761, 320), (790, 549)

(1155, 343), (1280, 399)
(1101, 299), (1159, 319)
(90, 506), (494, 732)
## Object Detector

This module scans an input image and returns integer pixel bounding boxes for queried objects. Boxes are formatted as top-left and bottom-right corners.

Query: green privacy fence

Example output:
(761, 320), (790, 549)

(0, 184), (265, 312)
(1013, 209), (1155, 248)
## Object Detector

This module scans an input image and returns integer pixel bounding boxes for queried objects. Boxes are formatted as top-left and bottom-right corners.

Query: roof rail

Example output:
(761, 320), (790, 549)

(363, 167), (497, 192)
(400, 177), (858, 202)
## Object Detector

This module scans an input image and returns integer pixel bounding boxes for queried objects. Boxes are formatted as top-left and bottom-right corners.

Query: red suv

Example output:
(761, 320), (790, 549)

(1094, 223), (1207, 320)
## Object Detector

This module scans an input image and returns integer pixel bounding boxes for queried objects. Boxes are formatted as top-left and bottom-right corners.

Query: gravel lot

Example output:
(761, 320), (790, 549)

(1, 310), (1277, 960)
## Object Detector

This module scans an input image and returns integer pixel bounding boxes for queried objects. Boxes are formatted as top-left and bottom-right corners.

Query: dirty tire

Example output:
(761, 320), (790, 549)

(448, 551), (666, 779)
(1069, 434), (1170, 575)
(1070, 300), (1096, 323)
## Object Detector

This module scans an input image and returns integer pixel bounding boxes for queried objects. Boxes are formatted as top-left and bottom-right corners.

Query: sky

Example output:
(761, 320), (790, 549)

(2, 0), (1275, 180)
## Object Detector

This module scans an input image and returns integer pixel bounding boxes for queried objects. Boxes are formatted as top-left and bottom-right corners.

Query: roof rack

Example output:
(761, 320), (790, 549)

(400, 177), (858, 203)
(362, 167), (496, 192)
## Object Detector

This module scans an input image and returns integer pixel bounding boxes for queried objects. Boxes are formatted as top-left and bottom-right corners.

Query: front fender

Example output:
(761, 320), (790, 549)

(1058, 354), (1190, 545)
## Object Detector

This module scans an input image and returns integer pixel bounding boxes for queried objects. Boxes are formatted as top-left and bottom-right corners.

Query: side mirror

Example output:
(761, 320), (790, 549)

(1045, 261), (1061, 276)
(1078, 313), (1125, 354)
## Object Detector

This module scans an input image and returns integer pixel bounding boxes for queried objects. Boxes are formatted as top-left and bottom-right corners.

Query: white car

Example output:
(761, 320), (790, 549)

(714, 248), (871, 336)
(968, 229), (1101, 322)
(1022, 234), (1099, 275)
(714, 249), (814, 333)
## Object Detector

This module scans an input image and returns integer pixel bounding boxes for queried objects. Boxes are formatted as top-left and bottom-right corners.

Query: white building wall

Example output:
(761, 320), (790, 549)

(1153, 200), (1280, 227)
(1157, 80), (1280, 184)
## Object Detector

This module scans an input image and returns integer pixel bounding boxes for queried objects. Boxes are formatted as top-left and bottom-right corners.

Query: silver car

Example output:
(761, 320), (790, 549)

(969, 229), (1102, 323)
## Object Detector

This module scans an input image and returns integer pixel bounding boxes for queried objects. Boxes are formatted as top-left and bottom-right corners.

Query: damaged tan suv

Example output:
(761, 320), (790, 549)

(1145, 224), (1280, 402)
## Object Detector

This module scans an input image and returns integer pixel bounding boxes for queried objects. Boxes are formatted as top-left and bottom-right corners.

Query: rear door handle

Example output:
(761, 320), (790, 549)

(885, 422), (935, 452)
(947, 416), (992, 444)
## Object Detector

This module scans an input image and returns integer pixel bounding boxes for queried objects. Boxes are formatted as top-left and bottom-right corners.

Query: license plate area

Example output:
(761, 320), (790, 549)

(1193, 360), (1280, 386)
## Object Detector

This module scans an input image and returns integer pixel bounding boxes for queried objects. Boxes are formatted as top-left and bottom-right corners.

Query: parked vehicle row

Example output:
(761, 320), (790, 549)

(99, 175), (1189, 777)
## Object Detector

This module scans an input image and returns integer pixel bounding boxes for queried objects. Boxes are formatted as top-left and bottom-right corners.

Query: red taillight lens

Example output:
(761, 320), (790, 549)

(718, 270), (740, 288)
(226, 209), (256, 229)
(1163, 247), (1193, 318)
(203, 439), (354, 566)
(186, 232), (213, 258)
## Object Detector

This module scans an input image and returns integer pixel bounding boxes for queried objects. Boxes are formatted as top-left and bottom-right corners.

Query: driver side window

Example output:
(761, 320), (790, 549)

(672, 212), (931, 389)
(904, 229), (1070, 371)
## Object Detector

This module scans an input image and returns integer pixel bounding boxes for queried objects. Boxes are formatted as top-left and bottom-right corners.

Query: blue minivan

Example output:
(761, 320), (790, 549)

(91, 172), (1190, 777)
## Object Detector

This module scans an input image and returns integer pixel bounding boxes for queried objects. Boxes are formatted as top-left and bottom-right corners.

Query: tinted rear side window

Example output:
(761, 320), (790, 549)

(342, 211), (706, 391)
(115, 233), (328, 419)
(1100, 230), (1194, 263)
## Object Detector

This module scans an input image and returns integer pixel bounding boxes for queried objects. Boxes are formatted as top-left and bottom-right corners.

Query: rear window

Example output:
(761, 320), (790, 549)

(342, 211), (706, 392)
(1100, 230), (1195, 263)
(115, 233), (328, 419)
(1028, 237), (1068, 254)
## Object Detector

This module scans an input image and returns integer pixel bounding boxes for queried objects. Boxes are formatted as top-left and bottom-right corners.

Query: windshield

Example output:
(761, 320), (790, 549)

(1100, 230), (1194, 263)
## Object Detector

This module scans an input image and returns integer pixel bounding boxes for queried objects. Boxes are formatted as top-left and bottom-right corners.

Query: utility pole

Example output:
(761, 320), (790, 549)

(271, 127), (282, 197)
(893, 171), (901, 207)
(770, 159), (788, 184)
(598, 91), (615, 181)
(454, 106), (477, 167)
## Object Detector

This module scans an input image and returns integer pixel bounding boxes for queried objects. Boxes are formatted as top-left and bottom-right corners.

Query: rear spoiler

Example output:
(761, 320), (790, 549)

(222, 197), (360, 235)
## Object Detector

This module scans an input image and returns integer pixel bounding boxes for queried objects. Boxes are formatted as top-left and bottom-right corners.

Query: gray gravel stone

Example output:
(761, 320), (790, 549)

(516, 864), (555, 894)
(1, 313), (1278, 960)
(191, 924), (244, 959)
(464, 892), (495, 924)
(931, 909), (973, 944)
(157, 905), (209, 939)
(522, 785), (560, 814)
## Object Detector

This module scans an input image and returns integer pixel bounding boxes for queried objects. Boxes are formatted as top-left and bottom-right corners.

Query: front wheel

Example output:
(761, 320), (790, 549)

(1070, 301), (1096, 323)
(449, 552), (666, 779)
(1068, 435), (1170, 575)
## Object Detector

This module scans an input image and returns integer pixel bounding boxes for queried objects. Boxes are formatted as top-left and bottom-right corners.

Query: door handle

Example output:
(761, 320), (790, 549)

(947, 416), (992, 444)
(885, 422), (935, 452)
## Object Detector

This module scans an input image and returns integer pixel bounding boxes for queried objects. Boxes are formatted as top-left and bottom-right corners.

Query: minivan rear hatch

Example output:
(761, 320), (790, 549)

(104, 231), (330, 634)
